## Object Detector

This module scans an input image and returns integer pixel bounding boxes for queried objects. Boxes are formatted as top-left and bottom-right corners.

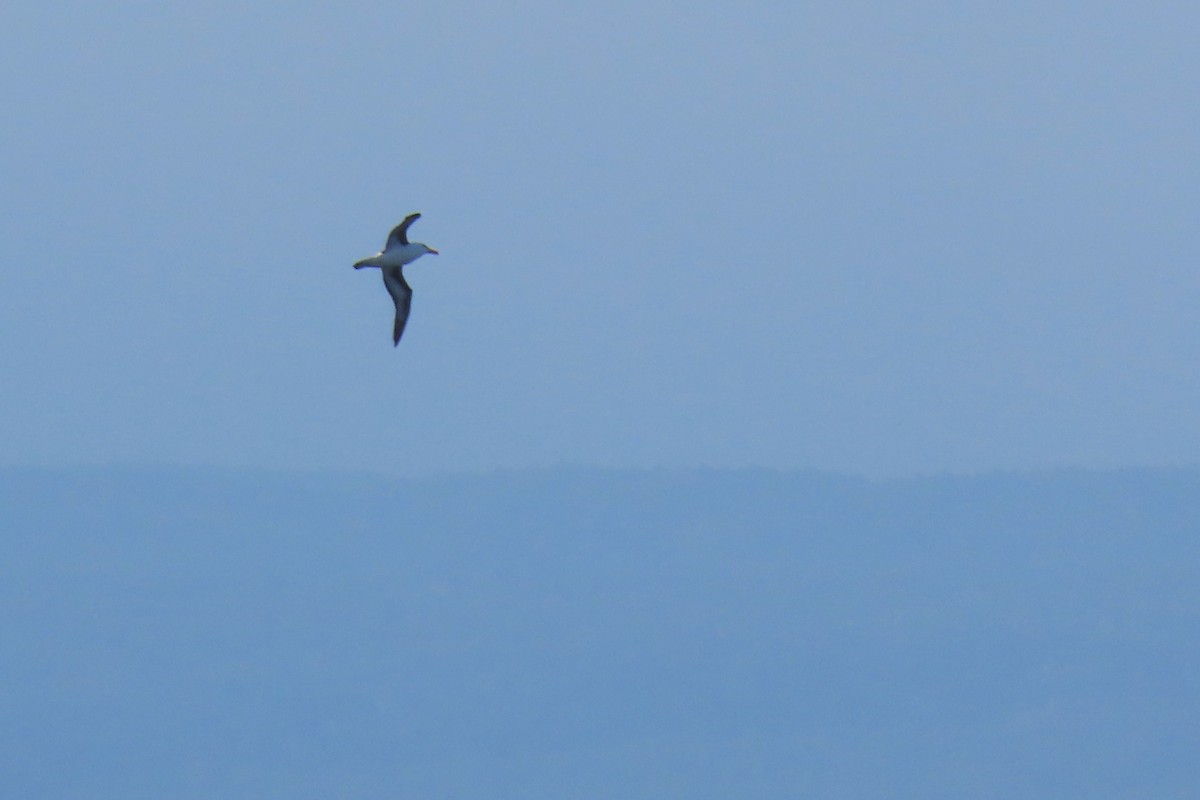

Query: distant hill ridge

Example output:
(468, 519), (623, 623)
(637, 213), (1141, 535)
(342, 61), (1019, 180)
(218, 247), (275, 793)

(1, 464), (1197, 797)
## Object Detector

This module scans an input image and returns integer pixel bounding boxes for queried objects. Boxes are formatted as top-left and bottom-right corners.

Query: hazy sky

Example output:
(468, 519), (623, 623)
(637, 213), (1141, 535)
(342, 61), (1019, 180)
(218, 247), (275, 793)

(4, 1), (1200, 477)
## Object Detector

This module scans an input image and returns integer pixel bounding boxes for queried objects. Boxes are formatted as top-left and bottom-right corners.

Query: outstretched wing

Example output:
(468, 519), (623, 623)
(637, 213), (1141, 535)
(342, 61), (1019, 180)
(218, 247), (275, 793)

(382, 266), (414, 346)
(385, 212), (422, 250)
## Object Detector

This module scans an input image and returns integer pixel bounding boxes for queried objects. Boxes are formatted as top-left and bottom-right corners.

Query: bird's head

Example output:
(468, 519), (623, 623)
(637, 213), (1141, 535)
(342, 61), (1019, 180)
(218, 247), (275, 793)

(420, 243), (439, 256)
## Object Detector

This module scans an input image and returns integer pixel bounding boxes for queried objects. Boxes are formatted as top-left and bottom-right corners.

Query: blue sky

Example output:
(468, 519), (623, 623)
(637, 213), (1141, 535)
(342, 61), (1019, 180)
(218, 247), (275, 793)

(3, 1), (1200, 477)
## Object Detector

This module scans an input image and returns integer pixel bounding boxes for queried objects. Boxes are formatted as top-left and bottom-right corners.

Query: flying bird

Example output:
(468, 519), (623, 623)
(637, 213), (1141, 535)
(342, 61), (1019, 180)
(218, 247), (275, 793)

(353, 213), (440, 345)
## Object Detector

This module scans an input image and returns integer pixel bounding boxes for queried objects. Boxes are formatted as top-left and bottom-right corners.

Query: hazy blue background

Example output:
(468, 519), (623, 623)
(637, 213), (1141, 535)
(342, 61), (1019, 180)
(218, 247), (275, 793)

(4, 2), (1200, 477)
(5, 6), (1200, 797)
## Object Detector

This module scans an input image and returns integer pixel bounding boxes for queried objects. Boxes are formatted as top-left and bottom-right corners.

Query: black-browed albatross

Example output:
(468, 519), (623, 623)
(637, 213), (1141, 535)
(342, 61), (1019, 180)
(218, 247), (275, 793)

(353, 212), (439, 345)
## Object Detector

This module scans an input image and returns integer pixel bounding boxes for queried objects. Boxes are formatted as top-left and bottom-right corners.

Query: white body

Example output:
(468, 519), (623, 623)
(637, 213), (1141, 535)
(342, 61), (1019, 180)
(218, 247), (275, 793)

(355, 243), (432, 269)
